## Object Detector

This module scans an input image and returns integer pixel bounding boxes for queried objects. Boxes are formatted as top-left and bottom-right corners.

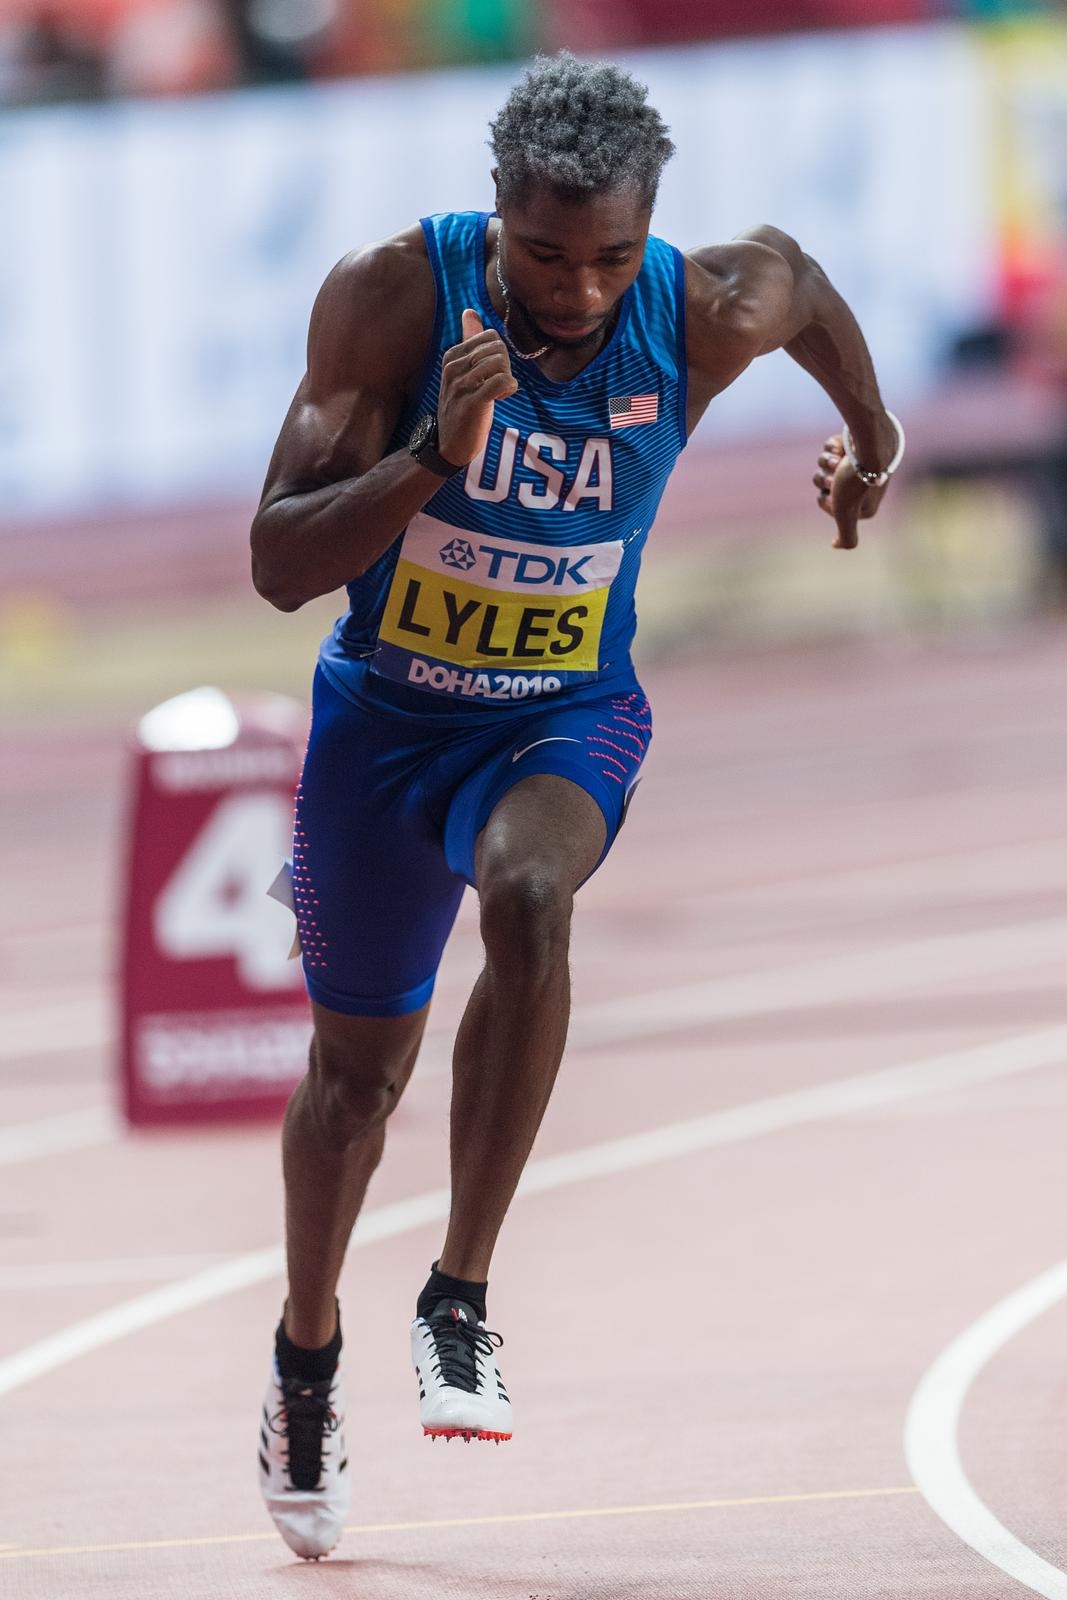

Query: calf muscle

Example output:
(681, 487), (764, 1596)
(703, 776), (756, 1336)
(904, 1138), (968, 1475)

(282, 1004), (428, 1348)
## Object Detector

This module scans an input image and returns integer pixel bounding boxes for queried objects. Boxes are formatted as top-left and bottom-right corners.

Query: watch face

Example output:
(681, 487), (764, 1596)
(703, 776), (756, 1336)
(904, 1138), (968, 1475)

(409, 414), (435, 453)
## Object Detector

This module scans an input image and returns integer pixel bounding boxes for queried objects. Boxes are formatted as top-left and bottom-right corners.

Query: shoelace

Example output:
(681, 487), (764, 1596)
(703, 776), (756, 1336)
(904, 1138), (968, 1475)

(269, 1377), (340, 1491)
(424, 1309), (503, 1393)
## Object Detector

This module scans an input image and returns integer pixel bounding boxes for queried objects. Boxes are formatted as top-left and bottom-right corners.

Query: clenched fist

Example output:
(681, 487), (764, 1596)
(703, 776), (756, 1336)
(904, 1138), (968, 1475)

(437, 309), (519, 466)
(812, 433), (887, 550)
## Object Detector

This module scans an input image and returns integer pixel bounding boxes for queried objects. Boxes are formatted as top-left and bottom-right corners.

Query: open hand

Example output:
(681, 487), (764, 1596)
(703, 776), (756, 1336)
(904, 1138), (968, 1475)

(813, 433), (886, 549)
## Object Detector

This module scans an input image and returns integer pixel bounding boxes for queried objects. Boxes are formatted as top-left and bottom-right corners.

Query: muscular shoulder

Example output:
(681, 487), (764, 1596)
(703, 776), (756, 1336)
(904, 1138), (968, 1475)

(305, 224), (435, 403)
(684, 233), (797, 353)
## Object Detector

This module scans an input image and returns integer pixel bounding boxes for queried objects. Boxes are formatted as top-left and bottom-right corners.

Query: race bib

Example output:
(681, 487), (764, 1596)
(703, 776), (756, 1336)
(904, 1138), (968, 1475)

(372, 513), (624, 703)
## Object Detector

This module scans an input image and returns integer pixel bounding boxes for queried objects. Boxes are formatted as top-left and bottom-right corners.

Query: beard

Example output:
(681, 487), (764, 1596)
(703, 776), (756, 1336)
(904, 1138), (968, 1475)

(510, 290), (614, 350)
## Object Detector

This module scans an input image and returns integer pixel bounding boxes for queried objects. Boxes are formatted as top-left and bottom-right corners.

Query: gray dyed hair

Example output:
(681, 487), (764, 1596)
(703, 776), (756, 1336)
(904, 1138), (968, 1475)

(489, 51), (675, 209)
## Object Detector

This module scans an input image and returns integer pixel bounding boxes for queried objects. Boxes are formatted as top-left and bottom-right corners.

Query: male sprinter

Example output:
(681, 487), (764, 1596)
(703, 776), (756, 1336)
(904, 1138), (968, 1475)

(251, 51), (903, 1559)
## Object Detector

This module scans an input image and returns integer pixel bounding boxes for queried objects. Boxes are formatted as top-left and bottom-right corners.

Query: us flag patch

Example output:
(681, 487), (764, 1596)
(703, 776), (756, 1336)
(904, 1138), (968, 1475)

(608, 394), (658, 429)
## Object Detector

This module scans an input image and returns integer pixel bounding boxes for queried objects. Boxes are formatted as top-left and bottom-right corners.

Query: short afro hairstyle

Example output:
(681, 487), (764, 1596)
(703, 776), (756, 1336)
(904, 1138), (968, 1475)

(489, 51), (675, 210)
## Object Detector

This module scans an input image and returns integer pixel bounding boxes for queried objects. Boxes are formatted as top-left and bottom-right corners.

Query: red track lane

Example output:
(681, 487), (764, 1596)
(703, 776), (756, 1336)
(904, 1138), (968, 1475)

(2, 629), (1067, 1598)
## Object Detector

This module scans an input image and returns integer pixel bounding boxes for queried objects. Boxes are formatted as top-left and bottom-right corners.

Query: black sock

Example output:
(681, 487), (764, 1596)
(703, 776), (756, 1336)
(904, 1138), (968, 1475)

(416, 1261), (488, 1323)
(275, 1302), (342, 1383)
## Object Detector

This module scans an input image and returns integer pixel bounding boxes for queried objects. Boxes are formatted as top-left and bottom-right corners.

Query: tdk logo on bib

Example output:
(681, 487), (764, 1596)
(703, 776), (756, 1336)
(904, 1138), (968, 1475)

(374, 511), (624, 703)
(441, 542), (598, 588)
(439, 537), (477, 572)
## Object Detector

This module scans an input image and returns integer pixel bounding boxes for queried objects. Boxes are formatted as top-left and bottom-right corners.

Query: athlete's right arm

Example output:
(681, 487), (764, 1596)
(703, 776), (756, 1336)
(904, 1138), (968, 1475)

(250, 231), (517, 612)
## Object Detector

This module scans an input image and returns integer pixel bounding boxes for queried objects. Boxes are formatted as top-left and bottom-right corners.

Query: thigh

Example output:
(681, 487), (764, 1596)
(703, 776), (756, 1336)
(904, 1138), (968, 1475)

(294, 667), (467, 1017)
(443, 682), (652, 889)
(474, 773), (607, 894)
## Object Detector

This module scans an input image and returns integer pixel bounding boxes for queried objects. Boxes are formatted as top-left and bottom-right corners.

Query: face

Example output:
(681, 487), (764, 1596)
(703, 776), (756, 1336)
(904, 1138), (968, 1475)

(496, 182), (652, 349)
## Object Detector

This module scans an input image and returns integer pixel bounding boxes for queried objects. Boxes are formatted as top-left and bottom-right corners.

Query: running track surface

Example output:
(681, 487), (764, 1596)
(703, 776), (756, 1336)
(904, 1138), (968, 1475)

(3, 628), (1067, 1599)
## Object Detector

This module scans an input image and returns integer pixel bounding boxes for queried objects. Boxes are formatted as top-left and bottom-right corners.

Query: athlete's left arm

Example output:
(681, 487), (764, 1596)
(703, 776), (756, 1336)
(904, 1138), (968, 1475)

(686, 225), (898, 549)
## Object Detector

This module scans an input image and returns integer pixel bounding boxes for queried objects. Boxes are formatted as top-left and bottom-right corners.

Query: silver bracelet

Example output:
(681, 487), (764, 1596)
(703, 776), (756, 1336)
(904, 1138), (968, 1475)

(841, 409), (905, 488)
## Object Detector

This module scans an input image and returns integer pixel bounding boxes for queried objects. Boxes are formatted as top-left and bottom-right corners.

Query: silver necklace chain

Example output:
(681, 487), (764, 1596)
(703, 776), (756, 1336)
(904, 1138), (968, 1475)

(494, 247), (551, 361)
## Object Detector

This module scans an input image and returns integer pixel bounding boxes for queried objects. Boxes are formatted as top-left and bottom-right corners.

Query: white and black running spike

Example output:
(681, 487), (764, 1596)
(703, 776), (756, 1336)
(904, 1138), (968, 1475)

(258, 1356), (350, 1559)
(410, 1299), (513, 1442)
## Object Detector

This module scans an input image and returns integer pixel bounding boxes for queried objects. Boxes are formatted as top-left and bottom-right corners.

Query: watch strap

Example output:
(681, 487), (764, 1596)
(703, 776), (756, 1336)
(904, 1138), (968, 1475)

(413, 440), (464, 479)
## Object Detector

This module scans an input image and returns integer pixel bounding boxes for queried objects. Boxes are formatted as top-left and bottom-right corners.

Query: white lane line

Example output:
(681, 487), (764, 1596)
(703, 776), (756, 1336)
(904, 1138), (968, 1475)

(1, 1024), (1065, 1401)
(5, 912), (1067, 1165)
(905, 1262), (1067, 1599)
(680, 837), (1067, 911)
(0, 1246), (286, 1399)
(567, 914), (1067, 1048)
(340, 913), (1067, 1086)
(0, 994), (108, 1062)
(0, 1255), (238, 1290)
(5, 831), (1065, 1067)
(0, 1106), (121, 1168)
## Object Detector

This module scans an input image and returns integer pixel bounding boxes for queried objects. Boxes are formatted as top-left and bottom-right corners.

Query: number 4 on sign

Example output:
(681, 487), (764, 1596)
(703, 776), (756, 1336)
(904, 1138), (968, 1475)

(154, 793), (303, 991)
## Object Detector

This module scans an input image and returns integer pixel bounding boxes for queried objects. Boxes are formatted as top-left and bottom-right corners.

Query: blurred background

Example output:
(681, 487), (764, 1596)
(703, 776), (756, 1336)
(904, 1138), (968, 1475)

(2, 0), (1067, 731)
(3, 1), (1067, 1107)
(6, 14), (1067, 1581)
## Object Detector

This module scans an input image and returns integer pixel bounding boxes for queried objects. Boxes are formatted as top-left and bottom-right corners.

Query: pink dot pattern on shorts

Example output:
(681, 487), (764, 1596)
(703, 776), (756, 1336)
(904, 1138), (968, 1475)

(291, 766), (329, 972)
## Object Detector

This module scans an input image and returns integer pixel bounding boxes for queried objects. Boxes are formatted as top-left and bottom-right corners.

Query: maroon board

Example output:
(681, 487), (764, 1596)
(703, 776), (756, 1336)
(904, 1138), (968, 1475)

(118, 688), (311, 1125)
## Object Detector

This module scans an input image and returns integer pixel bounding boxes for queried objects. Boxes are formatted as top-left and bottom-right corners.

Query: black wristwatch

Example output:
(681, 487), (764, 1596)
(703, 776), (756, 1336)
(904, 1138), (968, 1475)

(409, 413), (464, 479)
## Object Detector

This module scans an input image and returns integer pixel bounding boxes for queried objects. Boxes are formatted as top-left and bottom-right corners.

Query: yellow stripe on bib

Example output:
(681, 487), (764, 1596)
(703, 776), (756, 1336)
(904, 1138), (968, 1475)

(379, 558), (610, 674)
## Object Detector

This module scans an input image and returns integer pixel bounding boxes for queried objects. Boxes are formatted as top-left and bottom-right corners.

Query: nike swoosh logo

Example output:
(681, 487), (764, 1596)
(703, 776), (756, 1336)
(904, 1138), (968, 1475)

(511, 737), (582, 763)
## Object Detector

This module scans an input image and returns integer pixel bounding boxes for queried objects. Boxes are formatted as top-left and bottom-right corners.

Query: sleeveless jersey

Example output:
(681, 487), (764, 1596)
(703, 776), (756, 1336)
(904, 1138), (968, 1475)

(320, 210), (688, 709)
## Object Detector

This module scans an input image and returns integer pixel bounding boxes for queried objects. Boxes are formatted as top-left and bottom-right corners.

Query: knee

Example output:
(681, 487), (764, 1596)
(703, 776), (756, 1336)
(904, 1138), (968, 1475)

(306, 1034), (405, 1149)
(479, 862), (573, 971)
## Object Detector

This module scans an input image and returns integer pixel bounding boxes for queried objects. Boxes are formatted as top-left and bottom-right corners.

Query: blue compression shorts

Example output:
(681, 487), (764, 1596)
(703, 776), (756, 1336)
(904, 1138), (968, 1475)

(292, 658), (652, 1017)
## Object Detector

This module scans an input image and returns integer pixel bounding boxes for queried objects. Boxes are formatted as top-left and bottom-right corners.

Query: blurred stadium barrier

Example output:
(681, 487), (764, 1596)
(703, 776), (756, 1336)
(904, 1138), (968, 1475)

(1, 17), (1065, 693)
(0, 26), (993, 515)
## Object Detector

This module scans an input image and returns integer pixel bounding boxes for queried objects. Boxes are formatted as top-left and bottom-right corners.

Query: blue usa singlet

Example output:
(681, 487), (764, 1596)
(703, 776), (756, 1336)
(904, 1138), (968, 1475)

(320, 210), (688, 708)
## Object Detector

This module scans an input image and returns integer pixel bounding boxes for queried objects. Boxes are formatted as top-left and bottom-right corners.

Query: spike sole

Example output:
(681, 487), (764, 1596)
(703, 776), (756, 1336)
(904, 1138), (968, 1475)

(424, 1426), (512, 1442)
